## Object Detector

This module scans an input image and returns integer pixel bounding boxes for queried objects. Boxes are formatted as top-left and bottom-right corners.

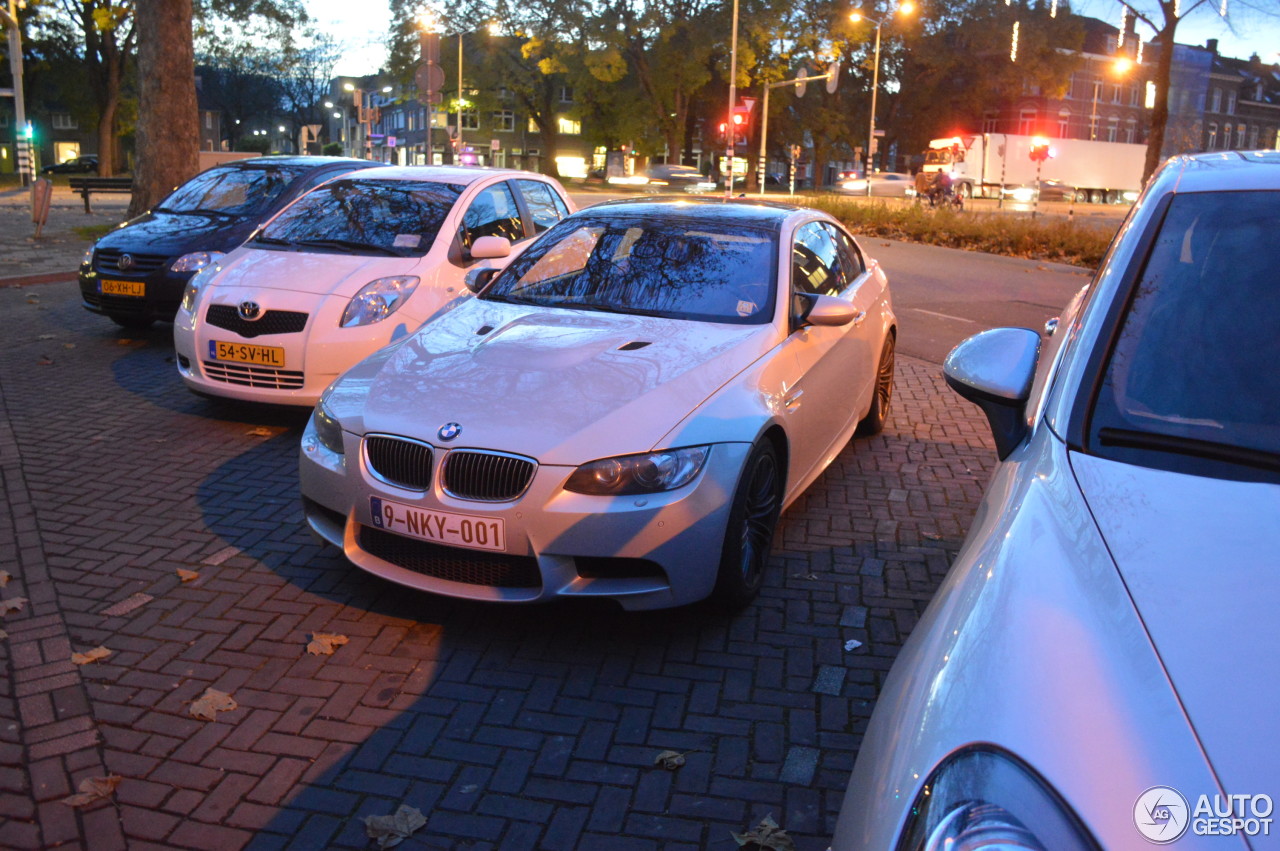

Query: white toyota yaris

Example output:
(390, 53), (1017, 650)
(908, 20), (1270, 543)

(299, 199), (896, 611)
(173, 166), (574, 406)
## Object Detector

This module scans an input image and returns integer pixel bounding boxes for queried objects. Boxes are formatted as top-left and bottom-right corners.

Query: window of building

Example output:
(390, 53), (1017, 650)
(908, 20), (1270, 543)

(51, 113), (77, 130)
(461, 110), (479, 131)
(981, 111), (999, 134)
(557, 116), (581, 135)
(1018, 109), (1037, 136)
(1208, 122), (1218, 149)
(1130, 85), (1141, 107)
(1106, 115), (1119, 142)
(1210, 88), (1222, 113)
(528, 116), (540, 134)
(1226, 91), (1236, 115)
(1057, 109), (1070, 137)
(559, 86), (573, 103)
(1248, 126), (1259, 148)
(1236, 123), (1246, 147)
(204, 112), (212, 129)
(1111, 84), (1122, 104)
(494, 110), (515, 132)
(0, 112), (8, 128)
(1125, 118), (1137, 143)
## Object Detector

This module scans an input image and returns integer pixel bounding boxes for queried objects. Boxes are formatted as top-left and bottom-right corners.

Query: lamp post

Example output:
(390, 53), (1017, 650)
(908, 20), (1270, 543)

(724, 0), (740, 198)
(0, 0), (32, 184)
(851, 2), (913, 196)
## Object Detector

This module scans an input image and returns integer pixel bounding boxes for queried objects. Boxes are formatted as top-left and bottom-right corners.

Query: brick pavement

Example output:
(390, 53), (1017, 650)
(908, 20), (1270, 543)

(0, 281), (995, 850)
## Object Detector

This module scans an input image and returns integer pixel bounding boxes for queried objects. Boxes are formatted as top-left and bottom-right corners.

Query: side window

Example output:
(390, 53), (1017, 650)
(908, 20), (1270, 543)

(460, 182), (524, 250)
(516, 180), (568, 234)
(791, 222), (841, 297)
(827, 225), (867, 287)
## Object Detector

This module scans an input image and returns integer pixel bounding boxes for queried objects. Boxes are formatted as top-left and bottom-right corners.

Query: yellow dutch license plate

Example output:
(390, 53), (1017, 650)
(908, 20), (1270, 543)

(209, 340), (286, 367)
(100, 279), (145, 297)
(370, 497), (506, 552)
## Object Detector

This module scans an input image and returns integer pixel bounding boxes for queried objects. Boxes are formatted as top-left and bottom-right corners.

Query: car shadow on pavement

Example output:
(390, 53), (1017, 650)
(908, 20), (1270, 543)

(184, 369), (993, 850)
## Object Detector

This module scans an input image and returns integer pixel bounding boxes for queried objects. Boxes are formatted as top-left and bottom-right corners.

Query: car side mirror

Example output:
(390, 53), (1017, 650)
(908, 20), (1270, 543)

(796, 293), (858, 328)
(464, 267), (498, 293)
(470, 235), (512, 261)
(943, 327), (1040, 460)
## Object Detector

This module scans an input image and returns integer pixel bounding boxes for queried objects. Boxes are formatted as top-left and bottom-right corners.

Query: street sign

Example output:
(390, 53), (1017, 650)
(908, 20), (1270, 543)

(795, 67), (809, 97)
(826, 62), (841, 94)
(490, 139), (500, 152)
(415, 63), (445, 106)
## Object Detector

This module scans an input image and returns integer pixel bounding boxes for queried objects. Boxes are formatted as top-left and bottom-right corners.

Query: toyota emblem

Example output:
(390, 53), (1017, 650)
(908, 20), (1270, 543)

(238, 301), (262, 320)
(116, 254), (134, 271)
(437, 422), (462, 441)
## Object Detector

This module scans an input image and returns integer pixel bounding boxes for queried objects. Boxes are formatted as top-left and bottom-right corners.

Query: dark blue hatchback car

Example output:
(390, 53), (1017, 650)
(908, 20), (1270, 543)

(79, 156), (385, 328)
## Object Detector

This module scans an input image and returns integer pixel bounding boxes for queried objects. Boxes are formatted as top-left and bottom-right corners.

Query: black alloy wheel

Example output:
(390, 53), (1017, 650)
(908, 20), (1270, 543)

(713, 441), (782, 609)
(857, 333), (895, 436)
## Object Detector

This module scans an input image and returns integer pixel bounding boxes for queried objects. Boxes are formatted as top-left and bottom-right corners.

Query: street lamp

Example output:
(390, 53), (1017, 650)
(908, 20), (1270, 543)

(1090, 56), (1134, 141)
(850, 2), (914, 196)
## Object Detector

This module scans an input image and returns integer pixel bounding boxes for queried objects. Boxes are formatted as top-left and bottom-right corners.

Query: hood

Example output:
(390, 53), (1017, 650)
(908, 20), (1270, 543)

(337, 298), (779, 465)
(95, 210), (257, 257)
(207, 248), (422, 298)
(1071, 451), (1280, 800)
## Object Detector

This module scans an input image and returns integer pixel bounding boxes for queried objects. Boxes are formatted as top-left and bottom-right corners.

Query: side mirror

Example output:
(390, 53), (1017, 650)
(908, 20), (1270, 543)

(471, 235), (511, 260)
(465, 267), (498, 293)
(795, 293), (859, 328)
(943, 327), (1040, 460)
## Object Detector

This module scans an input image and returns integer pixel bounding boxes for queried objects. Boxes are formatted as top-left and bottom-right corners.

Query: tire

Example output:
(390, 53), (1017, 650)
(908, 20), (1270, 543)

(109, 314), (154, 331)
(956, 182), (972, 199)
(857, 333), (895, 436)
(712, 441), (782, 609)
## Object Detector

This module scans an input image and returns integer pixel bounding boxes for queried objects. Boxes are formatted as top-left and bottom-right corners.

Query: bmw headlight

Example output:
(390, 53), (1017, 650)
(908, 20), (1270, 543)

(307, 399), (345, 456)
(170, 250), (225, 273)
(565, 446), (709, 496)
(341, 276), (420, 328)
(899, 749), (1100, 851)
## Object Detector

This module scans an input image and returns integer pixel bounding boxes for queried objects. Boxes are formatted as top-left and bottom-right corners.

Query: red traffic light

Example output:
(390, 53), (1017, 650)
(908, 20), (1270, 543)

(1028, 136), (1054, 163)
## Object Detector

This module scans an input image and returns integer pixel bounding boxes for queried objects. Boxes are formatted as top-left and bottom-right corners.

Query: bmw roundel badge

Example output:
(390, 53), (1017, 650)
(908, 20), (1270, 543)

(438, 422), (462, 441)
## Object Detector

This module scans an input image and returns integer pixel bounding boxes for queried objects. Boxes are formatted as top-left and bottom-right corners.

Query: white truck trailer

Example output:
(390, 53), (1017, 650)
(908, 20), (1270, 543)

(921, 134), (1147, 203)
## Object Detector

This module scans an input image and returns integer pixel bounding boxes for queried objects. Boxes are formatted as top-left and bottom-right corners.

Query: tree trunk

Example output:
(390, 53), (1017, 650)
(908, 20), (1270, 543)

(97, 95), (118, 176)
(128, 0), (200, 218)
(1143, 21), (1177, 183)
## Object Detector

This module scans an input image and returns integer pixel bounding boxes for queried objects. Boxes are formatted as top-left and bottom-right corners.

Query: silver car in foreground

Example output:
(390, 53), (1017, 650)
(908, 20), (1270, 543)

(831, 150), (1280, 849)
(300, 199), (896, 611)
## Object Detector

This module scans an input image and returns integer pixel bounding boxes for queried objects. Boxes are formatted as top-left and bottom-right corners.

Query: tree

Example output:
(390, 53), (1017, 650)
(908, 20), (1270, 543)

(129, 0), (198, 216)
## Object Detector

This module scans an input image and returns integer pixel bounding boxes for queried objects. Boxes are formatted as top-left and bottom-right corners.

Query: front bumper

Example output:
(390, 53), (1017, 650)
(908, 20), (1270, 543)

(298, 419), (751, 610)
(79, 265), (193, 323)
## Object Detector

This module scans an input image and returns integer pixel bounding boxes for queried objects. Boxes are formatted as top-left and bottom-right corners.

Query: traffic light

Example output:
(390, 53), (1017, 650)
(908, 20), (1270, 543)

(21, 122), (34, 141)
(730, 105), (751, 146)
(1029, 137), (1053, 162)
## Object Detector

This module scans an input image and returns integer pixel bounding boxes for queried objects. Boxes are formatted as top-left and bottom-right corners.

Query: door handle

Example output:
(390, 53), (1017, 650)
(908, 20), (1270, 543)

(784, 389), (804, 409)
(852, 310), (867, 326)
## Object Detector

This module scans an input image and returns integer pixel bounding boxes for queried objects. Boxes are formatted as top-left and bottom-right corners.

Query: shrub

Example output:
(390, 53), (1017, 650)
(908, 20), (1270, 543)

(322, 142), (343, 156)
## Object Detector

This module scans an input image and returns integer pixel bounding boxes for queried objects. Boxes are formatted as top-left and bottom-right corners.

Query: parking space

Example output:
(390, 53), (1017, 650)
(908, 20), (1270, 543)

(0, 281), (994, 850)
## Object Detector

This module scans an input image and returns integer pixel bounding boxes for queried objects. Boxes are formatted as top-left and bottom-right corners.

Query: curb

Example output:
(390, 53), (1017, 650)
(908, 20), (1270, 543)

(0, 271), (77, 288)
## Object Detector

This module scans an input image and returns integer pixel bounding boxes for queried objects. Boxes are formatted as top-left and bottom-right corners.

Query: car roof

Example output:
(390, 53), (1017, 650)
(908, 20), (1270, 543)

(584, 197), (810, 227)
(1168, 150), (1280, 193)
(330, 165), (554, 186)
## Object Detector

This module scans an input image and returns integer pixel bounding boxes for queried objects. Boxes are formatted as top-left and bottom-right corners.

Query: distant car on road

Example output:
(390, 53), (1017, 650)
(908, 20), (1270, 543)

(830, 150), (1280, 850)
(644, 164), (717, 193)
(79, 156), (383, 329)
(174, 166), (574, 407)
(298, 198), (896, 611)
(837, 172), (917, 197)
(41, 156), (98, 175)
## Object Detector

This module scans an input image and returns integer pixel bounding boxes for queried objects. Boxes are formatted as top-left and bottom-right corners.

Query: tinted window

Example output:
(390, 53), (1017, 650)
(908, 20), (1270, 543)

(792, 222), (841, 297)
(161, 165), (311, 216)
(460, 183), (524, 249)
(517, 180), (568, 234)
(1089, 190), (1280, 472)
(484, 216), (777, 325)
(826, 224), (866, 286)
(258, 179), (464, 257)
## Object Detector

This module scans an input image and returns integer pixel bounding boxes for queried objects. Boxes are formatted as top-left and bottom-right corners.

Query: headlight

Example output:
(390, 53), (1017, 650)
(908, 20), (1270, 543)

(81, 247), (94, 267)
(1010, 187), (1036, 202)
(308, 399), (345, 456)
(341, 276), (419, 328)
(899, 749), (1100, 851)
(170, 250), (225, 273)
(565, 446), (709, 496)
(179, 265), (218, 314)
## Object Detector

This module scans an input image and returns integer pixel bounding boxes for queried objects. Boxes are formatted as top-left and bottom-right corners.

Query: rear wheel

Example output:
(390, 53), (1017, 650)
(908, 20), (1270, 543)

(857, 333), (895, 436)
(713, 441), (782, 609)
(109, 314), (154, 331)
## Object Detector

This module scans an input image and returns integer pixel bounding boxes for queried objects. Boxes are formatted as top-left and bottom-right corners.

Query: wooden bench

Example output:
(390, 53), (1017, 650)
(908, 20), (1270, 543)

(68, 177), (133, 213)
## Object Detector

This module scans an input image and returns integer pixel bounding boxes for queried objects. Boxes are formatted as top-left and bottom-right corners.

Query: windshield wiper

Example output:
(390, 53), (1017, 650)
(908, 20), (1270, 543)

(1097, 427), (1280, 473)
(253, 235), (295, 249)
(293, 238), (400, 256)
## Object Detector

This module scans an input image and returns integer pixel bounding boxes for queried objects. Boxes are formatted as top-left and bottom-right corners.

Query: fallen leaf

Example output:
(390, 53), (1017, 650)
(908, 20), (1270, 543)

(654, 750), (686, 770)
(0, 570), (9, 587)
(189, 688), (238, 721)
(844, 639), (863, 651)
(0, 597), (28, 616)
(363, 804), (427, 848)
(176, 569), (199, 583)
(38, 333), (55, 340)
(732, 814), (796, 850)
(61, 775), (121, 807)
(0, 629), (8, 640)
(789, 572), (818, 581)
(26, 296), (39, 304)
(246, 427), (276, 437)
(307, 632), (350, 656)
(922, 531), (944, 542)
(71, 646), (112, 665)
(37, 357), (53, 366)
(63, 343), (76, 349)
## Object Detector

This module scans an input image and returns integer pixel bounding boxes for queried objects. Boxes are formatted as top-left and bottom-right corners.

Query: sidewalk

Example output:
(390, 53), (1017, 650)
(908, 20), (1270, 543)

(0, 185), (130, 284)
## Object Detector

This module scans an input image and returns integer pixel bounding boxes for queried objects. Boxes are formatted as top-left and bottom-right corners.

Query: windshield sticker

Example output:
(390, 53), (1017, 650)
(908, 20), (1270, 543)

(736, 300), (757, 317)
(394, 234), (422, 248)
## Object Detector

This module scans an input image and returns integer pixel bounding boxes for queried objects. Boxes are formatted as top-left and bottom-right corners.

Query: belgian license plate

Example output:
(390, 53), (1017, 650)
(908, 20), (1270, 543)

(370, 497), (505, 552)
(100, 279), (145, 297)
(209, 340), (286, 367)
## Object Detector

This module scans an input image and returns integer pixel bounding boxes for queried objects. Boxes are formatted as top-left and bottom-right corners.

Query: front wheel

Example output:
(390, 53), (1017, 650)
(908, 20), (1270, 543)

(712, 441), (782, 609)
(857, 333), (895, 436)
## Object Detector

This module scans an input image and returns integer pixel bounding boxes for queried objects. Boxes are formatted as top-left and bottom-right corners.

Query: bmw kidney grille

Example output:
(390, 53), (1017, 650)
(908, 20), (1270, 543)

(365, 436), (434, 491)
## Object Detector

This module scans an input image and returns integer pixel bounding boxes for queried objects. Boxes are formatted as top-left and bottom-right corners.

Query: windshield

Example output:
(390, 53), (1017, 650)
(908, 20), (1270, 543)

(257, 179), (465, 257)
(924, 149), (954, 166)
(159, 165), (310, 215)
(1089, 189), (1280, 473)
(482, 215), (778, 324)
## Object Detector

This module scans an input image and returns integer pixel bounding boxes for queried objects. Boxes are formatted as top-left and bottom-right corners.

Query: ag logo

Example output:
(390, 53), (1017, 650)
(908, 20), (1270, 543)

(238, 301), (262, 320)
(1135, 786), (1190, 843)
(117, 253), (134, 271)
(437, 422), (462, 441)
